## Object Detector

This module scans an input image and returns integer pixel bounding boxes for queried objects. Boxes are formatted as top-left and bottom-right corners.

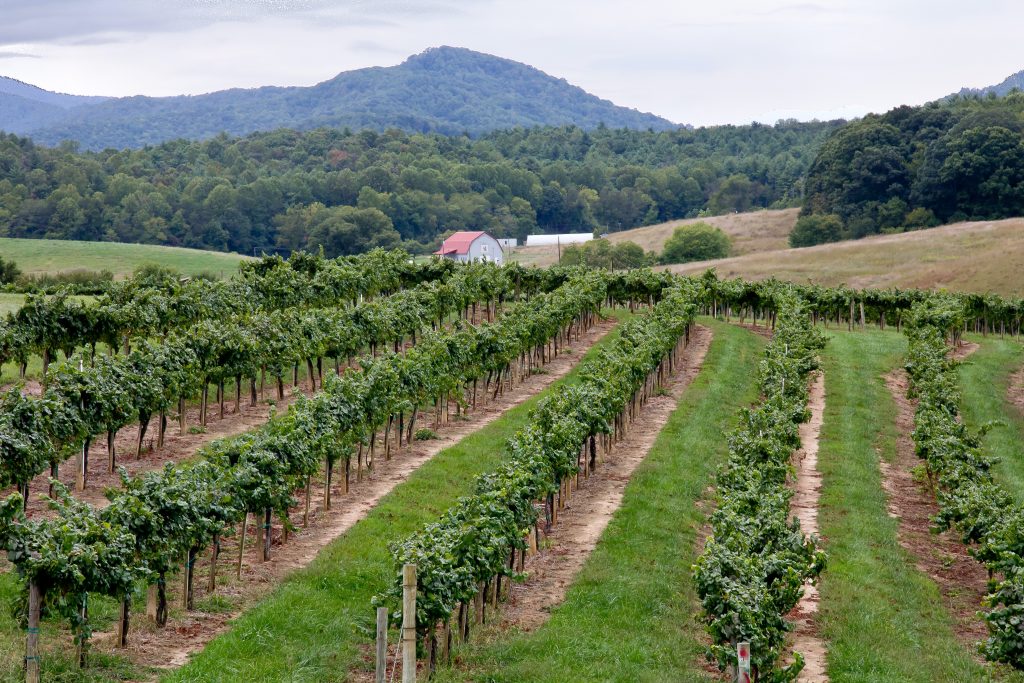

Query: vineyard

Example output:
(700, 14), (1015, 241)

(0, 252), (1023, 682)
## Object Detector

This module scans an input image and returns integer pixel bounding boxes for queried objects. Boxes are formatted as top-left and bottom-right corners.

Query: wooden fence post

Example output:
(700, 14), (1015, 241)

(26, 581), (40, 683)
(402, 564), (417, 683)
(376, 606), (388, 683)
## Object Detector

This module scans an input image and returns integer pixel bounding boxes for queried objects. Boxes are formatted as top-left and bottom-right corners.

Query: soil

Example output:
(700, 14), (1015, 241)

(93, 317), (620, 676)
(787, 372), (829, 683)
(736, 322), (774, 339)
(16, 311), (497, 516)
(881, 368), (991, 652)
(20, 380), (314, 515)
(493, 324), (713, 632)
(1008, 365), (1024, 415)
(951, 341), (980, 362)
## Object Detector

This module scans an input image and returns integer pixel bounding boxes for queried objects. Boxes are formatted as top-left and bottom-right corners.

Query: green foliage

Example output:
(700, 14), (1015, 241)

(413, 428), (438, 441)
(379, 278), (699, 630)
(559, 239), (650, 269)
(903, 206), (940, 229)
(789, 214), (844, 247)
(0, 256), (20, 285)
(897, 296), (1024, 671)
(0, 117), (841, 255)
(801, 94), (1024, 242)
(694, 291), (827, 680)
(661, 222), (731, 264)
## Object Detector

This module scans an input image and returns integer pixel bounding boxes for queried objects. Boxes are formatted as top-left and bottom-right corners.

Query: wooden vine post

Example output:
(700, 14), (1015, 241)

(236, 512), (248, 579)
(375, 606), (388, 683)
(116, 595), (130, 647)
(76, 358), (87, 491)
(25, 581), (40, 683)
(402, 563), (417, 683)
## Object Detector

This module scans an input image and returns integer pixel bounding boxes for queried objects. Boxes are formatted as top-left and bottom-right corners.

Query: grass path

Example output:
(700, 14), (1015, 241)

(161, 312), (631, 683)
(957, 336), (1024, 497)
(815, 329), (1010, 682)
(432, 319), (765, 682)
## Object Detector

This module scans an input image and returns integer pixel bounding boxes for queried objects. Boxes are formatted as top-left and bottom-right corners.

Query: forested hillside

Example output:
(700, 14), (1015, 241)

(795, 94), (1024, 246)
(1, 47), (677, 150)
(0, 120), (840, 256)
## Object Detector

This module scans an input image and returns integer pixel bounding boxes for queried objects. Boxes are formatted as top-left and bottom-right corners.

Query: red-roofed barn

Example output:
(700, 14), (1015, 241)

(434, 231), (504, 265)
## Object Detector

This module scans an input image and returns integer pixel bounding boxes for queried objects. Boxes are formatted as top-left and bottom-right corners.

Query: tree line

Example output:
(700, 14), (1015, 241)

(0, 120), (840, 256)
(794, 93), (1024, 246)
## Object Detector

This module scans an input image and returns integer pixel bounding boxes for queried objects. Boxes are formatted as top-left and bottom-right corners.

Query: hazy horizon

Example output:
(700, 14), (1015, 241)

(1, 0), (1021, 127)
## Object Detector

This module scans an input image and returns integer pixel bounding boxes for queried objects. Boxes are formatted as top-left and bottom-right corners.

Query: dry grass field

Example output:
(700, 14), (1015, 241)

(668, 216), (1024, 297)
(510, 209), (1024, 297)
(509, 208), (798, 267)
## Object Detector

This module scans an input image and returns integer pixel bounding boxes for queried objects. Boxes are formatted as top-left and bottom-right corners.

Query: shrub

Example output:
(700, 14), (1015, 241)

(904, 207), (940, 230)
(560, 239), (650, 269)
(0, 256), (21, 285)
(661, 223), (730, 264)
(788, 214), (844, 247)
(414, 428), (438, 441)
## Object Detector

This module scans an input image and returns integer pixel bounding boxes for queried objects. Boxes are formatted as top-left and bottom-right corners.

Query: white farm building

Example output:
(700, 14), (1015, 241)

(524, 233), (594, 247)
(434, 231), (504, 265)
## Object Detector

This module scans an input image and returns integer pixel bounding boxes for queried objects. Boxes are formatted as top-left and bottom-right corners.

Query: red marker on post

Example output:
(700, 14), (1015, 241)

(737, 642), (751, 683)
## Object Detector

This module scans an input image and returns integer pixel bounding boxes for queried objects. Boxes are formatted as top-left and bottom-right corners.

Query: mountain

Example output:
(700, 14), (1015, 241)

(0, 76), (109, 109)
(951, 69), (1024, 99)
(0, 47), (678, 149)
(0, 76), (110, 134)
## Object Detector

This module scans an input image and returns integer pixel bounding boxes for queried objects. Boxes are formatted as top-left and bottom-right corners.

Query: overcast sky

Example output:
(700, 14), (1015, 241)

(0, 0), (1020, 126)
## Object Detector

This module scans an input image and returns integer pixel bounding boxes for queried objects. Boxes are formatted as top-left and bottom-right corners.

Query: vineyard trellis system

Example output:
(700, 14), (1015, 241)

(0, 249), (448, 379)
(0, 269), (620, 676)
(0, 259), (528, 504)
(6, 261), (1024, 681)
(693, 290), (827, 682)
(900, 297), (1024, 670)
(377, 276), (700, 674)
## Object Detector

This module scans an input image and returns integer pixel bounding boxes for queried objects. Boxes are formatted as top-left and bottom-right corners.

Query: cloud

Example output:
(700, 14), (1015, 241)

(0, 0), (480, 46)
(0, 51), (39, 59)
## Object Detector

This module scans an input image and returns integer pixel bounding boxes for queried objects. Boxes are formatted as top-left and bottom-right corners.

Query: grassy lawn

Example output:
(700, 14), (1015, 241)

(958, 335), (1024, 497)
(0, 237), (249, 278)
(432, 319), (764, 682)
(161, 310), (630, 682)
(816, 329), (1015, 682)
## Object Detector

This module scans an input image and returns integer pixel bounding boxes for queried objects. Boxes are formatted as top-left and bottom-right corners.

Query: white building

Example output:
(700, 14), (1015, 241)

(524, 233), (594, 247)
(434, 231), (504, 265)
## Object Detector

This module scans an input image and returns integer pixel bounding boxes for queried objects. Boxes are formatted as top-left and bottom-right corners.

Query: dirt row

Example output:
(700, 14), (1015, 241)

(880, 348), (991, 653)
(93, 317), (620, 675)
(13, 309), (502, 515)
(1009, 364), (1024, 415)
(349, 324), (714, 683)
(492, 324), (713, 633)
(788, 372), (829, 683)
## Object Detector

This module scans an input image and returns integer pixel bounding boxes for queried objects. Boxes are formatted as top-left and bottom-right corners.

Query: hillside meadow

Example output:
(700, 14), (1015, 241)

(0, 237), (250, 278)
(668, 216), (1024, 297)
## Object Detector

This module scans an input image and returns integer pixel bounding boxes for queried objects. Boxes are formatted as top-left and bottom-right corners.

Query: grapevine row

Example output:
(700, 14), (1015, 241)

(693, 290), (827, 681)
(902, 298), (1024, 669)
(0, 249), (453, 378)
(0, 261), (518, 502)
(0, 271), (610, 665)
(376, 277), (701, 663)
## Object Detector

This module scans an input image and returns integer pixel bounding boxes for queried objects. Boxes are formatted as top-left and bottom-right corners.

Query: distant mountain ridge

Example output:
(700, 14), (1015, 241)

(0, 76), (110, 109)
(951, 69), (1024, 99)
(0, 47), (679, 149)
